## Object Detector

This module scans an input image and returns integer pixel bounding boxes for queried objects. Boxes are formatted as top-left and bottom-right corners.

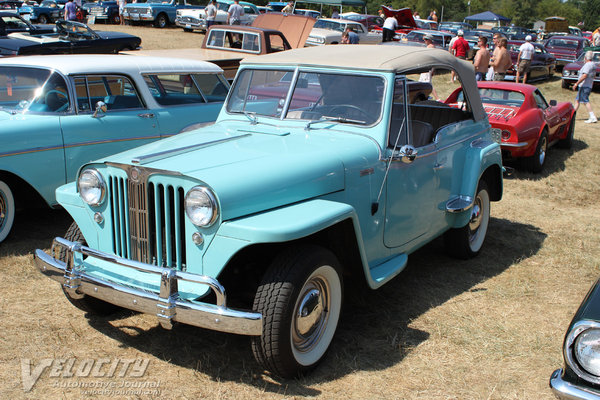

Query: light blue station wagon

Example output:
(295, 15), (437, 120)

(35, 45), (503, 377)
(0, 54), (228, 242)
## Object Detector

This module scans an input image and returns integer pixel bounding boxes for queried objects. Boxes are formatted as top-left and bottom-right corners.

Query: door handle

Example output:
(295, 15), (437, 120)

(138, 113), (155, 119)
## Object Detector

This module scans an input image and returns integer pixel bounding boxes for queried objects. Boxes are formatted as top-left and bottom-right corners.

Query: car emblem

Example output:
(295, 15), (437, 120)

(130, 167), (140, 182)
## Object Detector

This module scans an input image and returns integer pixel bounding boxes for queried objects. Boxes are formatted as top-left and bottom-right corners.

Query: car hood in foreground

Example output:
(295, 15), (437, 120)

(98, 121), (378, 220)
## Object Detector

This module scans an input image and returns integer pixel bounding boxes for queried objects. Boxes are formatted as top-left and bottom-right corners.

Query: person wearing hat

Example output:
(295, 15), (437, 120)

(516, 35), (534, 83)
(281, 1), (294, 14)
(573, 51), (598, 123)
(450, 30), (469, 82)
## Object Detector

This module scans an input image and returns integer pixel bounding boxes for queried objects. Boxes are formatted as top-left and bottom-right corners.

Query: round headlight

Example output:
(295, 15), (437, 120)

(563, 70), (569, 77)
(185, 186), (218, 227)
(78, 169), (106, 206)
(575, 328), (600, 376)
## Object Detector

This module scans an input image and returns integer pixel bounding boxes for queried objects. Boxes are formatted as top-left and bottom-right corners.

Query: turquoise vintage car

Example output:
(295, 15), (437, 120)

(35, 45), (503, 377)
(0, 54), (228, 242)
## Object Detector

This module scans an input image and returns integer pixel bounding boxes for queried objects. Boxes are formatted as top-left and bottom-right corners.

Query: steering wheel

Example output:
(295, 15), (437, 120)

(44, 90), (69, 112)
(327, 104), (370, 121)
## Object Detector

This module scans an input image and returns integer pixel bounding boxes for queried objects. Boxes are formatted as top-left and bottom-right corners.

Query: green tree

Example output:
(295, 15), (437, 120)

(581, 0), (600, 30)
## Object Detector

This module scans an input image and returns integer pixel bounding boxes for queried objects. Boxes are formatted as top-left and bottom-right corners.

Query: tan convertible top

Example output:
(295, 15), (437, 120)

(243, 44), (485, 121)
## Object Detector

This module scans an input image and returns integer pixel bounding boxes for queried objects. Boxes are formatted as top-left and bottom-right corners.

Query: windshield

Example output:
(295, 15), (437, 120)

(0, 67), (69, 114)
(56, 21), (98, 40)
(314, 19), (344, 32)
(546, 38), (579, 48)
(227, 69), (384, 125)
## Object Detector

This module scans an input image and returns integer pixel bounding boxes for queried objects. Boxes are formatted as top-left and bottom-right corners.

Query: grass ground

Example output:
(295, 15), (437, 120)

(0, 24), (599, 399)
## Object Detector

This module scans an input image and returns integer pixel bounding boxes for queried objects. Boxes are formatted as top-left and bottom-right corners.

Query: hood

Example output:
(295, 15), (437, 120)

(252, 13), (316, 48)
(381, 6), (416, 29)
(563, 60), (585, 71)
(308, 27), (339, 39)
(100, 122), (372, 220)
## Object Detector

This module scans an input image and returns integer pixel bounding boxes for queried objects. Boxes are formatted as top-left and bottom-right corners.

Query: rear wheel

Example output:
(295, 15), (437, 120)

(444, 181), (490, 259)
(251, 245), (343, 378)
(110, 14), (120, 24)
(37, 14), (49, 24)
(0, 180), (15, 243)
(59, 222), (122, 316)
(527, 130), (548, 173)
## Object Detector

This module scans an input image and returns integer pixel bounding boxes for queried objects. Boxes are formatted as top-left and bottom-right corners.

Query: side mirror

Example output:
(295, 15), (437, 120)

(92, 101), (107, 118)
(393, 145), (417, 163)
(549, 100), (557, 106)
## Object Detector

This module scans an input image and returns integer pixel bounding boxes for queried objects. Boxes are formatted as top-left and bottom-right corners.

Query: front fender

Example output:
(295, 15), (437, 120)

(203, 199), (372, 285)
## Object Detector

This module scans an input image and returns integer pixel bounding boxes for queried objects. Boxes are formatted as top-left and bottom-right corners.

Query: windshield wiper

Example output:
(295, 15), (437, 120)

(305, 116), (366, 131)
(243, 111), (258, 125)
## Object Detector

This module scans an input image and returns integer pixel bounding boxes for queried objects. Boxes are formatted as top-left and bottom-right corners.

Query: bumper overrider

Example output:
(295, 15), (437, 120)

(34, 237), (262, 336)
(550, 369), (600, 400)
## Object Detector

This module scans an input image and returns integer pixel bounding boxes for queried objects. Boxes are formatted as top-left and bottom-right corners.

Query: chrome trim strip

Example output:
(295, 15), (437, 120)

(550, 369), (600, 400)
(501, 142), (529, 148)
(446, 195), (474, 213)
(131, 134), (251, 165)
(34, 239), (262, 336)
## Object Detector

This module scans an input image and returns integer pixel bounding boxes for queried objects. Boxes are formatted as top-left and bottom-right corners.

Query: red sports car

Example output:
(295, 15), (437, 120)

(446, 81), (575, 172)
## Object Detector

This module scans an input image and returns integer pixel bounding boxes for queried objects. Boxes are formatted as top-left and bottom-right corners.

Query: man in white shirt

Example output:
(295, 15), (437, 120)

(573, 51), (598, 123)
(205, 0), (217, 28)
(227, 0), (244, 25)
(516, 35), (535, 84)
(382, 16), (397, 42)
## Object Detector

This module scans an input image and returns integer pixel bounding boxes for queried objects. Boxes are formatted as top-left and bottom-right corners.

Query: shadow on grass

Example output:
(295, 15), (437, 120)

(0, 207), (71, 257)
(82, 216), (546, 395)
(504, 137), (588, 181)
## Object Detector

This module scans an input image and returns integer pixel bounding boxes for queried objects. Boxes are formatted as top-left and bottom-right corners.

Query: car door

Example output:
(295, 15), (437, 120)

(60, 74), (160, 183)
(383, 77), (438, 248)
(533, 89), (562, 140)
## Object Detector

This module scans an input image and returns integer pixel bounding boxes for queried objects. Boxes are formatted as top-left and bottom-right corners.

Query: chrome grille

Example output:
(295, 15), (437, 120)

(108, 165), (186, 270)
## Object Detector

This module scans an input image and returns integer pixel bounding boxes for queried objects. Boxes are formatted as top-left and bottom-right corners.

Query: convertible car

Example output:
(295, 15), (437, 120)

(447, 81), (575, 172)
(0, 19), (140, 55)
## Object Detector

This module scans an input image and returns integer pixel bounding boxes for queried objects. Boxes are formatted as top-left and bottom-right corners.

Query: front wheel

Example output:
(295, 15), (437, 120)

(110, 14), (120, 24)
(444, 181), (490, 259)
(562, 79), (570, 89)
(59, 222), (122, 316)
(251, 245), (343, 378)
(37, 14), (49, 24)
(154, 14), (168, 28)
(0, 180), (15, 243)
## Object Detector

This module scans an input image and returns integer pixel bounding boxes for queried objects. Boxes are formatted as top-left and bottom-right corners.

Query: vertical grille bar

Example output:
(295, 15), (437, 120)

(174, 187), (182, 270)
(154, 184), (163, 267)
(110, 177), (121, 256)
(164, 185), (173, 267)
(119, 178), (128, 259)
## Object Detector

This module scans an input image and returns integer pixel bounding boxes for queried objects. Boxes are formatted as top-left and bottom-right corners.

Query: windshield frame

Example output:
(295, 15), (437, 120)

(225, 66), (387, 128)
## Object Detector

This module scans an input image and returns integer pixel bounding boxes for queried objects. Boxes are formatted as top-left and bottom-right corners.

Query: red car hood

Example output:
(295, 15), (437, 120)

(381, 6), (417, 29)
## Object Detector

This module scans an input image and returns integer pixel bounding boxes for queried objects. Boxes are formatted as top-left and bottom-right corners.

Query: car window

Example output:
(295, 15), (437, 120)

(144, 74), (212, 106)
(473, 88), (524, 107)
(242, 32), (259, 51)
(533, 90), (549, 109)
(192, 73), (229, 102)
(0, 67), (70, 113)
(243, 6), (255, 14)
(207, 29), (225, 47)
(3, 16), (29, 29)
(74, 75), (142, 112)
(267, 33), (287, 51)
(349, 24), (364, 34)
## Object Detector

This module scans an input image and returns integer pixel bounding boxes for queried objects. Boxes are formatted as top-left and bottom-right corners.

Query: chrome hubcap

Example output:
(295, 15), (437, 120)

(292, 276), (330, 353)
(469, 202), (482, 232)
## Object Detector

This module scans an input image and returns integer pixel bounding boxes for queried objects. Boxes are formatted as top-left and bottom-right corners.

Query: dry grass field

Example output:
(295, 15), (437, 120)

(1, 24), (599, 399)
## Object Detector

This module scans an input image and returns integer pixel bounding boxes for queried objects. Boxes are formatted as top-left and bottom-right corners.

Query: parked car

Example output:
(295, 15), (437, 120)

(414, 18), (437, 30)
(18, 0), (67, 24)
(34, 45), (503, 378)
(0, 19), (141, 55)
(492, 26), (537, 42)
(339, 12), (383, 30)
(85, 0), (125, 25)
(461, 29), (495, 59)
(0, 10), (55, 34)
(293, 8), (320, 19)
(561, 46), (600, 88)
(129, 13), (315, 80)
(0, 0), (24, 11)
(400, 29), (452, 49)
(370, 5), (418, 39)
(448, 81), (574, 172)
(439, 21), (472, 34)
(175, 0), (258, 33)
(305, 18), (380, 45)
(122, 0), (198, 28)
(505, 40), (556, 82)
(550, 277), (600, 400)
(0, 54), (228, 242)
(544, 35), (591, 69)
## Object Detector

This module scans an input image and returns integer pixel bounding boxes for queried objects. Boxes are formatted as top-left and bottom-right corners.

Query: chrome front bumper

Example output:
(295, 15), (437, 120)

(34, 237), (262, 336)
(550, 369), (600, 400)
